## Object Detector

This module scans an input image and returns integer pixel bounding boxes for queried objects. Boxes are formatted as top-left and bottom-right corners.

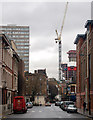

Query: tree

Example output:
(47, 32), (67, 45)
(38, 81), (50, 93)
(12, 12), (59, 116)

(48, 83), (58, 101)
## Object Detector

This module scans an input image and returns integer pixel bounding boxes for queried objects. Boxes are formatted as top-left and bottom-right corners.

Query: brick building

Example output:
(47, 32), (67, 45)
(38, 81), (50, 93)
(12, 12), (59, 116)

(0, 34), (20, 117)
(18, 59), (26, 96)
(74, 20), (93, 116)
(25, 69), (47, 104)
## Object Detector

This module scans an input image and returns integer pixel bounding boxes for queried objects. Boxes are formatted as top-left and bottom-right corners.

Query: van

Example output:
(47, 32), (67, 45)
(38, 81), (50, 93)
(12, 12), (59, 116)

(13, 96), (27, 113)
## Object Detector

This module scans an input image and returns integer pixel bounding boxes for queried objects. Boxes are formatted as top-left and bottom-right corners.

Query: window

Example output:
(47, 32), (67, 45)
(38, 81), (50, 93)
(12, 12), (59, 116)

(84, 60), (86, 78)
(24, 53), (29, 56)
(22, 57), (29, 60)
(16, 42), (29, 45)
(25, 68), (29, 71)
(26, 77), (28, 81)
(21, 28), (29, 30)
(17, 46), (29, 49)
(2, 89), (7, 104)
(25, 65), (29, 68)
(17, 50), (29, 53)
(14, 39), (29, 42)
(89, 39), (91, 46)
(24, 61), (29, 64)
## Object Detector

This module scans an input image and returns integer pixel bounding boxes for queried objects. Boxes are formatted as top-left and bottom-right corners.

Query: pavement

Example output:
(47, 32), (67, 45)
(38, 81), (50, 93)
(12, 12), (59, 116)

(77, 109), (93, 120)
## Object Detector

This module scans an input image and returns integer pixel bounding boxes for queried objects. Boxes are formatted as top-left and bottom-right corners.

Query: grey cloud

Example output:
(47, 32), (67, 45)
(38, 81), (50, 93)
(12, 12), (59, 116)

(1, 2), (91, 79)
(29, 36), (56, 52)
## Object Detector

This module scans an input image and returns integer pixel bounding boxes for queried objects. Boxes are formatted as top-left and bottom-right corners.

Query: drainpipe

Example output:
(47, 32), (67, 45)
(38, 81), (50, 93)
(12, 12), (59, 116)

(85, 28), (88, 112)
(12, 56), (13, 90)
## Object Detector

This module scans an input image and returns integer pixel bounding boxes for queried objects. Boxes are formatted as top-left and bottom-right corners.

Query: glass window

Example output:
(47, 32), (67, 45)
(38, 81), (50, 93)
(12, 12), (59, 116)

(16, 42), (29, 45)
(89, 39), (91, 46)
(24, 53), (29, 56)
(17, 46), (29, 49)
(24, 61), (29, 63)
(26, 77), (28, 81)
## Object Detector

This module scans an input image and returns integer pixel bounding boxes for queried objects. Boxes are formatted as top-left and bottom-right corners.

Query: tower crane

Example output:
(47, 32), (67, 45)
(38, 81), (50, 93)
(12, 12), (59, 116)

(55, 2), (68, 81)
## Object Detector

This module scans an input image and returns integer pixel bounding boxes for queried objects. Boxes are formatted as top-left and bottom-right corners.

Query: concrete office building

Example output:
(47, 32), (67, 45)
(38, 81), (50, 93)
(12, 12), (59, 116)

(0, 25), (29, 72)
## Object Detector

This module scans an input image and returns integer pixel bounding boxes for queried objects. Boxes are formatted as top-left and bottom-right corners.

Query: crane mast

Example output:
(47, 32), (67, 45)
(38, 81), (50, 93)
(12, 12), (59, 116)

(55, 2), (68, 81)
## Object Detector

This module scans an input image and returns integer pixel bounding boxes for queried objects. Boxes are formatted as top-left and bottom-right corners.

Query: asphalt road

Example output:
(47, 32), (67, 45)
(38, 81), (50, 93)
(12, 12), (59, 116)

(2, 104), (92, 120)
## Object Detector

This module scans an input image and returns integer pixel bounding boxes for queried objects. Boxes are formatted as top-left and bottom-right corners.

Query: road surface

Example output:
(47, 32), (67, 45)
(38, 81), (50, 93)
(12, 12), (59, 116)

(2, 104), (92, 120)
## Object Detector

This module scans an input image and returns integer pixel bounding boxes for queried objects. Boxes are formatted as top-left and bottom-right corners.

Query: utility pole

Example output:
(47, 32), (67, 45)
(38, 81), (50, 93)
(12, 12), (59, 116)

(55, 2), (68, 82)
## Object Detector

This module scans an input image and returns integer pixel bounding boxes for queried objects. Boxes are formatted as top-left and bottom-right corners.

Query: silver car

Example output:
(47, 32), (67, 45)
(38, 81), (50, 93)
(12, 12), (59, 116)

(55, 101), (63, 106)
(67, 104), (77, 113)
(26, 102), (33, 108)
(62, 101), (74, 111)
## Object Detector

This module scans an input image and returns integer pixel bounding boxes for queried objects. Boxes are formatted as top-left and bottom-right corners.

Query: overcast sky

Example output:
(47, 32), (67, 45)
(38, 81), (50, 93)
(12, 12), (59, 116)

(0, 0), (91, 80)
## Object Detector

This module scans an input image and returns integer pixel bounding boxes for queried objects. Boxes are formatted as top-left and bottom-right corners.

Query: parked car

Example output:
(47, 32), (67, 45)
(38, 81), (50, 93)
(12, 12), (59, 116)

(67, 104), (77, 113)
(26, 102), (33, 108)
(59, 101), (63, 107)
(13, 96), (27, 113)
(61, 101), (74, 111)
(45, 102), (51, 106)
(55, 101), (63, 106)
(60, 101), (64, 108)
(55, 101), (61, 106)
